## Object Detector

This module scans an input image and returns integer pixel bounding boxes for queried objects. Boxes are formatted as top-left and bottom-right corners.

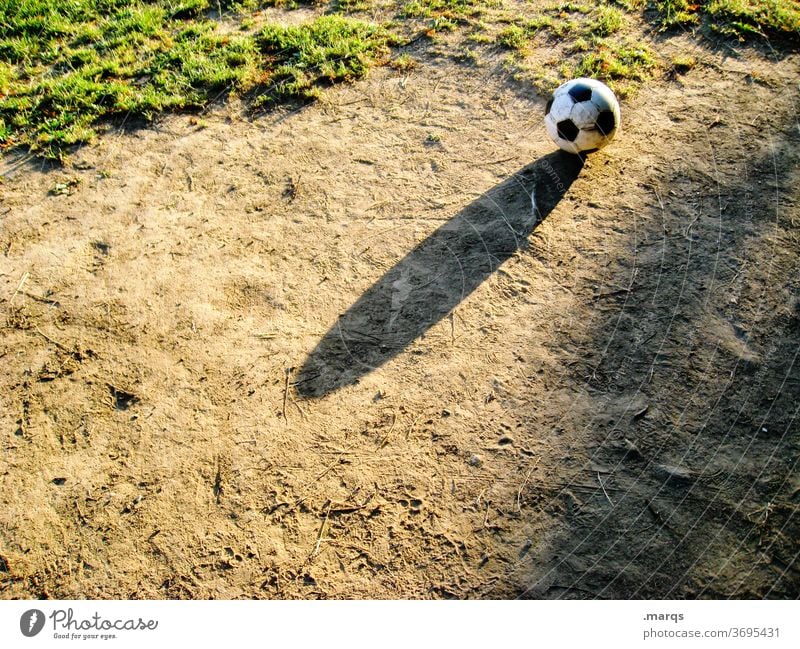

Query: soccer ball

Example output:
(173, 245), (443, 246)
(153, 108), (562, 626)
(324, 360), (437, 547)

(544, 78), (620, 154)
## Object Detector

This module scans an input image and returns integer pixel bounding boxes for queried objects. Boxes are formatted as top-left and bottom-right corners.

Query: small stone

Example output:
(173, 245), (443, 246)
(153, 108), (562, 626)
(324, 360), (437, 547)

(468, 454), (483, 467)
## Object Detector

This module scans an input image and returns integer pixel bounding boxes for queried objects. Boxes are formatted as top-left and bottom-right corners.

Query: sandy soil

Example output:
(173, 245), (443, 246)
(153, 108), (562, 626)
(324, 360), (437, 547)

(1, 28), (798, 599)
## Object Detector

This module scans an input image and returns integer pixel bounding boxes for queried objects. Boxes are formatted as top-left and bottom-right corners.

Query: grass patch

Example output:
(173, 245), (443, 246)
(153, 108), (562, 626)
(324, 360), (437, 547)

(389, 53), (419, 70)
(498, 25), (529, 50)
(670, 53), (697, 73)
(652, 0), (700, 29)
(495, 2), (655, 94)
(573, 38), (658, 96)
(592, 5), (626, 35)
(501, 0), (796, 96)
(652, 0), (800, 38)
(496, 3), (626, 52)
(0, 1), (392, 157)
(2, 0), (797, 159)
(609, 0), (645, 9)
(705, 0), (800, 38)
(241, 0), (318, 9)
(256, 16), (392, 104)
(333, 0), (374, 12)
(399, 0), (483, 20)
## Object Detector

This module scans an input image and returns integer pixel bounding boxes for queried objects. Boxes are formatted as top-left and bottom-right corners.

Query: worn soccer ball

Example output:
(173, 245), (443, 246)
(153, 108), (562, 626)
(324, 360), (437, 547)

(544, 78), (620, 154)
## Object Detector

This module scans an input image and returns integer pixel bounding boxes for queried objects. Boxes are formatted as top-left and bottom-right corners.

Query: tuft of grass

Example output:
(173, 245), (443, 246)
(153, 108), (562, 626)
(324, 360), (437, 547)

(496, 14), (552, 52)
(0, 59), (13, 93)
(573, 38), (659, 96)
(592, 5), (626, 36)
(547, 1), (592, 14)
(609, 0), (645, 9)
(468, 21), (495, 44)
(652, 0), (701, 29)
(705, 0), (800, 38)
(497, 25), (528, 51)
(390, 53), (418, 70)
(399, 0), (483, 20)
(334, 0), (374, 12)
(652, 0), (800, 38)
(0, 2), (264, 157)
(398, 0), (487, 40)
(431, 16), (460, 31)
(248, 0), (316, 9)
(497, 1), (657, 95)
(256, 16), (392, 104)
(670, 53), (697, 73)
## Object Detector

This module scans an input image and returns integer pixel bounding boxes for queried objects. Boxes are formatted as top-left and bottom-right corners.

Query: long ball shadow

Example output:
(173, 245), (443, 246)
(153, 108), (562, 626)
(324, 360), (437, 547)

(296, 150), (585, 397)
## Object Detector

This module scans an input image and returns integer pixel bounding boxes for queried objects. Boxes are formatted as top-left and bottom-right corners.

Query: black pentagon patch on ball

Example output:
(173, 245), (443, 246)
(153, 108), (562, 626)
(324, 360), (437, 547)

(595, 110), (616, 136)
(568, 83), (593, 103)
(556, 119), (579, 142)
(545, 97), (553, 115)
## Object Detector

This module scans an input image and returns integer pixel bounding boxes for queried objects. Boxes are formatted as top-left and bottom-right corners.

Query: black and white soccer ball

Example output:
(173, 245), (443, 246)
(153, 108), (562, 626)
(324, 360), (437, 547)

(544, 78), (620, 155)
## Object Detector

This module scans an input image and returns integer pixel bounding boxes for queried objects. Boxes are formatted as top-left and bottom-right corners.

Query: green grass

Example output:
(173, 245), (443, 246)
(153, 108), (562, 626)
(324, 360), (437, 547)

(256, 17), (392, 104)
(0, 1), (391, 157)
(592, 5), (626, 36)
(389, 53), (419, 70)
(498, 0), (797, 96)
(399, 0), (483, 20)
(652, 0), (800, 36)
(705, 0), (800, 37)
(498, 25), (530, 51)
(333, 0), (375, 12)
(652, 0), (700, 29)
(573, 38), (658, 96)
(670, 53), (697, 73)
(1, 0), (797, 159)
(496, 2), (653, 94)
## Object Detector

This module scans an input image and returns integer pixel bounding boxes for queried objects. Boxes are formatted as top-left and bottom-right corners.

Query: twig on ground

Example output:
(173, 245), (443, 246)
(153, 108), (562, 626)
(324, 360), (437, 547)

(266, 453), (350, 515)
(10, 271), (29, 303)
(405, 412), (423, 440)
(34, 327), (70, 353)
(22, 291), (59, 305)
(329, 493), (374, 515)
(282, 367), (292, 423)
(378, 410), (398, 449)
(517, 462), (539, 512)
(290, 398), (306, 421)
(312, 500), (332, 557)
(597, 472), (613, 506)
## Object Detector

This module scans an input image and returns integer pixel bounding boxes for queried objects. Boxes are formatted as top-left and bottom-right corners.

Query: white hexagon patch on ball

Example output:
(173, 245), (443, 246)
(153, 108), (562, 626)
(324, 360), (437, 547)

(544, 78), (621, 155)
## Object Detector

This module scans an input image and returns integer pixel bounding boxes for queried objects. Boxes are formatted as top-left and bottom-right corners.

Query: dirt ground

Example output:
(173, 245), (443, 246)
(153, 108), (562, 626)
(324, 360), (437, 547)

(1, 25), (799, 599)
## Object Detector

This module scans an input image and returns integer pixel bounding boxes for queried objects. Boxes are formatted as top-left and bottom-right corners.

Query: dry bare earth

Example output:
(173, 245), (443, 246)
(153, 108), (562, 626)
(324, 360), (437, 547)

(1, 32), (799, 598)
